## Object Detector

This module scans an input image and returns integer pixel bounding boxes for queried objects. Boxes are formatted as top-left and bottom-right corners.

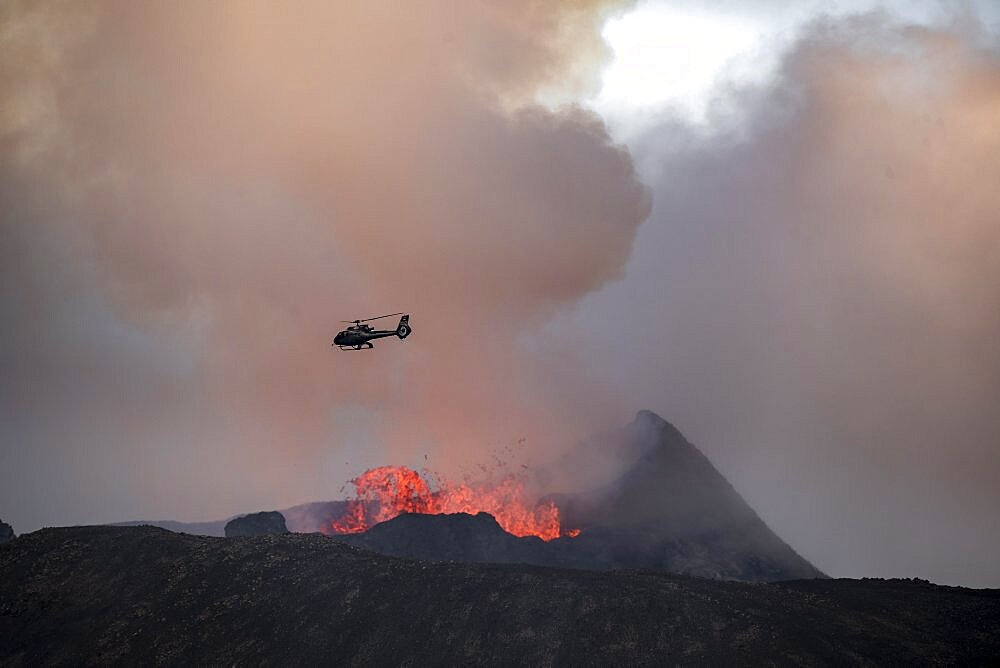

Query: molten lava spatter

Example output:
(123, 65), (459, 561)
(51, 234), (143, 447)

(330, 465), (570, 541)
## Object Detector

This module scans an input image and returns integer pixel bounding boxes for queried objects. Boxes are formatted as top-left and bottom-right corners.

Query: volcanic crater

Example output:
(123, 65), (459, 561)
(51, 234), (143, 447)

(124, 411), (824, 582)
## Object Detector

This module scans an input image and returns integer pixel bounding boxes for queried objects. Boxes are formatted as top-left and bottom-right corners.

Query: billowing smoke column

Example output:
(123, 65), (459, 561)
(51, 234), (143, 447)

(0, 1), (647, 528)
(574, 14), (1000, 585)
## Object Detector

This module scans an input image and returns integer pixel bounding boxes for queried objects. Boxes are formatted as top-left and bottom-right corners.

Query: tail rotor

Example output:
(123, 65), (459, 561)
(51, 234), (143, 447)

(396, 314), (412, 339)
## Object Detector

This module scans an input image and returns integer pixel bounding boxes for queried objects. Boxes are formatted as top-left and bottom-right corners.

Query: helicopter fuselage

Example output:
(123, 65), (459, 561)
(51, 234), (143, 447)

(333, 328), (399, 348)
(333, 314), (411, 350)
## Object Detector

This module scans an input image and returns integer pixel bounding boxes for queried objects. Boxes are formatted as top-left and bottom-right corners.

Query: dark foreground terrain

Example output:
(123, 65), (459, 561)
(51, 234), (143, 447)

(2, 526), (998, 665)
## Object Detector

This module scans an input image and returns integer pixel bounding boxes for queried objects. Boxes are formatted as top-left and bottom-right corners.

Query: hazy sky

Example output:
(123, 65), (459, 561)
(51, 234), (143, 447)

(2, 1), (998, 586)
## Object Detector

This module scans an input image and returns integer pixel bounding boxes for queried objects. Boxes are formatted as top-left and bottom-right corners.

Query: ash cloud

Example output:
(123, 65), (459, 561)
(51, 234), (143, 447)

(0, 1), (648, 530)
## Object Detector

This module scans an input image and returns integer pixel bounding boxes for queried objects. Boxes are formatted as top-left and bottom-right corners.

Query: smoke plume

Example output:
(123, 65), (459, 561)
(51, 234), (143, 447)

(1, 1), (648, 528)
(570, 13), (1000, 586)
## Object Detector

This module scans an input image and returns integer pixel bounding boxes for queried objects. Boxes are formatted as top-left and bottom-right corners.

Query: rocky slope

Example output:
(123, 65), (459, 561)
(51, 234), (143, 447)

(550, 410), (825, 580)
(1, 525), (998, 665)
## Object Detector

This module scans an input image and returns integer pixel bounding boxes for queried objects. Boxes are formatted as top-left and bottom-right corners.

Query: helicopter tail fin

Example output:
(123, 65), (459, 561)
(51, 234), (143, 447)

(396, 314), (412, 339)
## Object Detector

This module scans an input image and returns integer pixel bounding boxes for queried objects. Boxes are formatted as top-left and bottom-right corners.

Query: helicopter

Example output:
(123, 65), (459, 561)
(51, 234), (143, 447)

(333, 313), (412, 350)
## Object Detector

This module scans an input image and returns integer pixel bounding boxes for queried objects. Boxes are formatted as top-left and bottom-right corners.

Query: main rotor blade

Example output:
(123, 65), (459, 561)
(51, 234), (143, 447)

(357, 312), (403, 322)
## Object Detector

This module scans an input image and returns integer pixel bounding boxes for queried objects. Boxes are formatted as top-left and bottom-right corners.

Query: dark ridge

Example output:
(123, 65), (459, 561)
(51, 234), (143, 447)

(113, 518), (231, 537)
(1, 525), (998, 664)
(0, 519), (13, 544)
(335, 511), (543, 563)
(113, 500), (357, 537)
(224, 511), (288, 537)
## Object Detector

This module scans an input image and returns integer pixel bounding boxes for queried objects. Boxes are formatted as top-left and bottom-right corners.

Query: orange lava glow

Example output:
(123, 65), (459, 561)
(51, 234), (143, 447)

(330, 465), (576, 541)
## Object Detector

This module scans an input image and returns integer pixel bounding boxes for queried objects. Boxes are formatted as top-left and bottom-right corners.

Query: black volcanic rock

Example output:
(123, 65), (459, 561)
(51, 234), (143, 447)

(224, 511), (287, 537)
(0, 519), (13, 544)
(1, 525), (998, 664)
(335, 511), (552, 564)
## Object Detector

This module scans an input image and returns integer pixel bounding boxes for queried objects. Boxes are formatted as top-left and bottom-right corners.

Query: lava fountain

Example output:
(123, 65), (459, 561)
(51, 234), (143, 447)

(329, 465), (573, 541)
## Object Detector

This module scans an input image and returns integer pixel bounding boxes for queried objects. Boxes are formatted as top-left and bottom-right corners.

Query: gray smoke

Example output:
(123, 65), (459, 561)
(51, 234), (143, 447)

(556, 13), (1000, 586)
(0, 1), (647, 532)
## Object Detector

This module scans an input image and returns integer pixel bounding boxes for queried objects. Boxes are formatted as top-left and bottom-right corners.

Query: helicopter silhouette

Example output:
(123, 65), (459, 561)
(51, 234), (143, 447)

(333, 313), (412, 350)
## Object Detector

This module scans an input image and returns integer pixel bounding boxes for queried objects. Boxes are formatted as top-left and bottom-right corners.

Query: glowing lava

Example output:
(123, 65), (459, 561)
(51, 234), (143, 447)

(330, 465), (574, 541)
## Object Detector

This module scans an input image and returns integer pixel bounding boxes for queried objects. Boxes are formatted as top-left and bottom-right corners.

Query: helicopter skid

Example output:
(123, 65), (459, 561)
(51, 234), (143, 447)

(338, 343), (374, 350)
